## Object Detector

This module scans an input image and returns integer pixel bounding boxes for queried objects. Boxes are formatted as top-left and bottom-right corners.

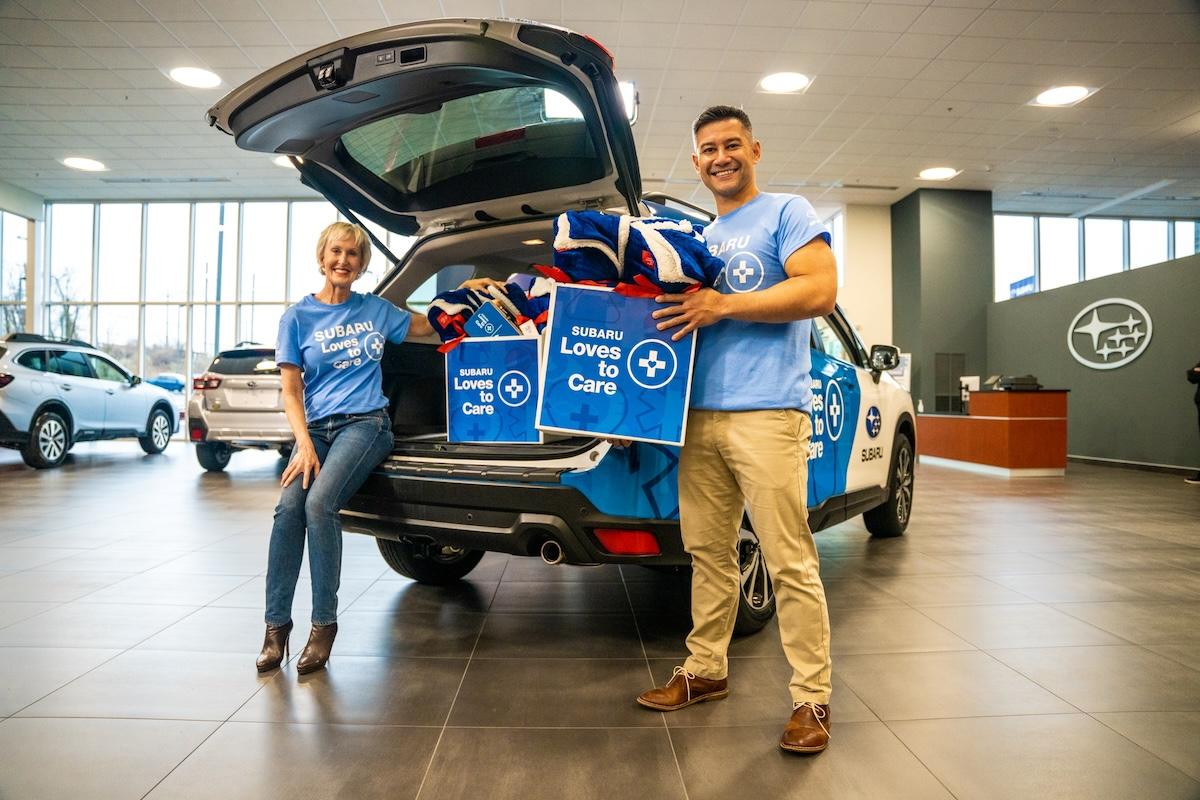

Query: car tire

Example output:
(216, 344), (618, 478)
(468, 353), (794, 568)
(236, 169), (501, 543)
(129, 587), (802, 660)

(376, 537), (484, 585)
(734, 518), (776, 636)
(195, 441), (233, 472)
(864, 434), (915, 538)
(138, 408), (173, 454)
(278, 444), (293, 460)
(20, 410), (70, 469)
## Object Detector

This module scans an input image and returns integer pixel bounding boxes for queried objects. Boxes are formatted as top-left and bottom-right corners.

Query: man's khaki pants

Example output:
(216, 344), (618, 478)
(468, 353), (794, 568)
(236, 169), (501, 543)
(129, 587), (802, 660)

(679, 408), (832, 705)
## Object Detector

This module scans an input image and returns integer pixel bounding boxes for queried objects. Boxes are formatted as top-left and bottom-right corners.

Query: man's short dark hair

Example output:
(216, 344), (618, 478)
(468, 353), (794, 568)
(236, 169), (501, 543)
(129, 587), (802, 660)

(693, 105), (753, 138)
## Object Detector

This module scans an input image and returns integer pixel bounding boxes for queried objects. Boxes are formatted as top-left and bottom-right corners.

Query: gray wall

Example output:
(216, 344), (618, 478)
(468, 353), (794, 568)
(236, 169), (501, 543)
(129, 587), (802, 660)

(987, 254), (1200, 469)
(0, 179), (44, 221)
(891, 188), (994, 409)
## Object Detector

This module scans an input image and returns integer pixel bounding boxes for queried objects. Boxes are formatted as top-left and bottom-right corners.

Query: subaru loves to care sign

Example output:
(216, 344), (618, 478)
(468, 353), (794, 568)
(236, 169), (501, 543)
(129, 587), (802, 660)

(446, 337), (541, 443)
(537, 284), (696, 446)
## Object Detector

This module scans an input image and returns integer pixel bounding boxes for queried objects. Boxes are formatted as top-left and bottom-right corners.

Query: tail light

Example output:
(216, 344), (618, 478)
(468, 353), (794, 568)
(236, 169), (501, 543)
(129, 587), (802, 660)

(189, 418), (207, 441)
(193, 374), (221, 390)
(593, 528), (660, 556)
(0, 373), (13, 389)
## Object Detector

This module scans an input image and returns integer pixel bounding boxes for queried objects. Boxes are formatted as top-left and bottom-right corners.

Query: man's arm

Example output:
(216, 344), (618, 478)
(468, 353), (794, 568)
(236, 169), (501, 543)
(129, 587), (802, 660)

(653, 237), (838, 341)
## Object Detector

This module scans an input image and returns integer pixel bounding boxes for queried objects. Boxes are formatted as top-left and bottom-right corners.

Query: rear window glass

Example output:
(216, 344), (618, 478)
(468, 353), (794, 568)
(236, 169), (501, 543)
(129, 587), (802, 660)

(209, 351), (280, 375)
(17, 350), (47, 371)
(340, 84), (603, 204)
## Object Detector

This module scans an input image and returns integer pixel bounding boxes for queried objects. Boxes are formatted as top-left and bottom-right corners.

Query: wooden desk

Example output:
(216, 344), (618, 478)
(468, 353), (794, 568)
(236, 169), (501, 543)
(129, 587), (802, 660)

(917, 390), (1068, 477)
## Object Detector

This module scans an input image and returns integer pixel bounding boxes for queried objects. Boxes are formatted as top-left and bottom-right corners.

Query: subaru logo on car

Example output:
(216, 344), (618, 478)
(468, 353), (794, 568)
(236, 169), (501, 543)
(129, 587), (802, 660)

(1067, 298), (1152, 370)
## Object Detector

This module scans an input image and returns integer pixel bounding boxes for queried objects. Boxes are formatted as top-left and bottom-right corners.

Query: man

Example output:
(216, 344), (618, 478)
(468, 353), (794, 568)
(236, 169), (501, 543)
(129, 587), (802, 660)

(638, 105), (838, 754)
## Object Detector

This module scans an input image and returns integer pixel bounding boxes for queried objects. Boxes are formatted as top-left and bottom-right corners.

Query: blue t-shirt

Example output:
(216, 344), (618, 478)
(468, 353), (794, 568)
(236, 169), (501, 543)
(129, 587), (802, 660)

(691, 192), (831, 413)
(276, 292), (412, 422)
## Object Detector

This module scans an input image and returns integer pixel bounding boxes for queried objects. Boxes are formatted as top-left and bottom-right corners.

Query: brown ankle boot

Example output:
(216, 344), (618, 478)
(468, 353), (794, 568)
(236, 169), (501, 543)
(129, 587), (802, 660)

(296, 622), (338, 674)
(255, 620), (293, 673)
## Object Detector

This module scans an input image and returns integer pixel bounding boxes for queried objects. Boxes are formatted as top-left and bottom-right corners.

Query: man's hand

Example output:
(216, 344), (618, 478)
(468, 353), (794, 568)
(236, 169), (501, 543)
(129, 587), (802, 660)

(652, 288), (728, 341)
(281, 440), (321, 489)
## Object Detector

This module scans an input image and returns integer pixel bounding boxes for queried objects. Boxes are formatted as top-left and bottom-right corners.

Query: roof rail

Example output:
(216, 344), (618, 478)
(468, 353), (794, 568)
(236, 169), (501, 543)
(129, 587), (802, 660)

(2, 331), (96, 349)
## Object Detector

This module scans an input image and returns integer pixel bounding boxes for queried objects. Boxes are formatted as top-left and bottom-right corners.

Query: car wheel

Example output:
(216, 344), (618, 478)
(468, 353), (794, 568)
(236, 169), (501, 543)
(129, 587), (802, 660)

(278, 444), (293, 460)
(734, 518), (776, 636)
(195, 441), (232, 472)
(138, 408), (172, 454)
(864, 434), (915, 538)
(376, 538), (484, 585)
(21, 410), (69, 469)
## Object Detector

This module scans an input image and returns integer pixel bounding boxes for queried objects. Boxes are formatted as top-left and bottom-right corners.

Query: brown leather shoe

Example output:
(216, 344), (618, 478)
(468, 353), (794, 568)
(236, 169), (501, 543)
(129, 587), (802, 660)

(255, 620), (293, 673)
(780, 702), (830, 753)
(636, 666), (728, 711)
(296, 622), (337, 675)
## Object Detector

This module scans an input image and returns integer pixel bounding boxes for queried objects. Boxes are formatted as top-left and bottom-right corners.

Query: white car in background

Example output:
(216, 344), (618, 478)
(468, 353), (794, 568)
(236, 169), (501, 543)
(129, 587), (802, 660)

(0, 332), (178, 468)
(187, 344), (293, 471)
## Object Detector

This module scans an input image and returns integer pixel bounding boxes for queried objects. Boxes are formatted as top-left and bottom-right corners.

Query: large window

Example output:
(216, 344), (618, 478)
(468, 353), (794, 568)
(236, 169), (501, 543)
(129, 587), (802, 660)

(43, 199), (416, 386)
(1084, 219), (1123, 279)
(1129, 220), (1168, 269)
(1038, 217), (1080, 291)
(994, 215), (1036, 300)
(994, 213), (1196, 301)
(1, 211), (29, 334)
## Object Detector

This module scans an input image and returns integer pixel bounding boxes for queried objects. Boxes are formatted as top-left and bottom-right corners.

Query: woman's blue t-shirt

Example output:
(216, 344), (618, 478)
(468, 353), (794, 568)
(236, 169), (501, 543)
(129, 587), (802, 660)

(275, 292), (412, 422)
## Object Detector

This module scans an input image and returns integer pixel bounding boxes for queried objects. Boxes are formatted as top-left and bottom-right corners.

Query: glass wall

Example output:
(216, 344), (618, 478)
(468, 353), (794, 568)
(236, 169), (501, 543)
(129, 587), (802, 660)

(994, 213), (1197, 302)
(45, 200), (414, 386)
(1, 211), (30, 334)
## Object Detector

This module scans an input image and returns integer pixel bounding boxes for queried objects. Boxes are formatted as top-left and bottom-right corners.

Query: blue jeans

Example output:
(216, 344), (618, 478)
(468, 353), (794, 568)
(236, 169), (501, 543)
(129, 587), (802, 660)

(265, 409), (393, 626)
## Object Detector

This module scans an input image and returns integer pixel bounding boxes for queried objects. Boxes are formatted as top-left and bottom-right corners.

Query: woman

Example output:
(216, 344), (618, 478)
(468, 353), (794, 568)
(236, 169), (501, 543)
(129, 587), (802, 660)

(255, 221), (437, 674)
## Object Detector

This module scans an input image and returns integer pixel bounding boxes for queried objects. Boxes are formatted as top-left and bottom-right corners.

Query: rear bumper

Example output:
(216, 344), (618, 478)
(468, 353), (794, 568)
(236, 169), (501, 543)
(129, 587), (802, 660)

(340, 471), (689, 566)
(0, 408), (27, 447)
(187, 406), (292, 445)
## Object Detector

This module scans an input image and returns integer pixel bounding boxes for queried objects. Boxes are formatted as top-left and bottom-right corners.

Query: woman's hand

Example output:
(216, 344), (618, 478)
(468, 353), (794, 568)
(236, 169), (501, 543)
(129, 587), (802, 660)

(458, 277), (508, 294)
(281, 439), (321, 489)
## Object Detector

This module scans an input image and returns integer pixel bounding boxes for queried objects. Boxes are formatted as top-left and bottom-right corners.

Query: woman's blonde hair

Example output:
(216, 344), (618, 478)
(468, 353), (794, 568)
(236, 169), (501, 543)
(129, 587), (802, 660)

(315, 221), (372, 273)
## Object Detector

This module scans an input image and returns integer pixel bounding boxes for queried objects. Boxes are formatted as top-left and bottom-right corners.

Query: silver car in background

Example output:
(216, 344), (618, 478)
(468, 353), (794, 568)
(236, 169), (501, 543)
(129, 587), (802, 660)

(187, 344), (293, 471)
(0, 332), (179, 468)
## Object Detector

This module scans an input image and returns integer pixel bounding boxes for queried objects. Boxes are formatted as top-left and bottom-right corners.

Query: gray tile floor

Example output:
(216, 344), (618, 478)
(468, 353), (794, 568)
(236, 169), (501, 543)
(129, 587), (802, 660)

(1, 441), (1199, 800)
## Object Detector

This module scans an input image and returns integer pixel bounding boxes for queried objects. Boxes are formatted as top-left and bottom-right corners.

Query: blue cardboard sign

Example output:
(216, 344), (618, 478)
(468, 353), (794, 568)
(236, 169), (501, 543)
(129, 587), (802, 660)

(464, 301), (522, 338)
(446, 337), (542, 444)
(536, 284), (695, 446)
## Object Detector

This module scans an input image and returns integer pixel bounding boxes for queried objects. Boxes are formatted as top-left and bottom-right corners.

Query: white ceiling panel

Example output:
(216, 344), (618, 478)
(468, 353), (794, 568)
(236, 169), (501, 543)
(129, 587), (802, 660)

(0, 2), (1194, 215)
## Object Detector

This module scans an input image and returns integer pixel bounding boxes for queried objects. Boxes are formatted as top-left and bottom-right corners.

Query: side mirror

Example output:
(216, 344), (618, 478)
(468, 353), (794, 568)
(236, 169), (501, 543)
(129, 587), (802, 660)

(129, 375), (142, 387)
(869, 345), (900, 372)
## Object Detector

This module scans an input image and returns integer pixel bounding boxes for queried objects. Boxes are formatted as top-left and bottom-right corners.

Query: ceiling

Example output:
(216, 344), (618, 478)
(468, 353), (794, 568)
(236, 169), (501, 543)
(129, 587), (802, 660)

(0, 0), (1198, 219)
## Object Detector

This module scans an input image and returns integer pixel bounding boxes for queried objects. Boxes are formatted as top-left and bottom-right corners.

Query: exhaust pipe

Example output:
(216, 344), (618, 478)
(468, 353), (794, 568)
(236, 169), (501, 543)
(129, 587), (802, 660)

(539, 539), (565, 565)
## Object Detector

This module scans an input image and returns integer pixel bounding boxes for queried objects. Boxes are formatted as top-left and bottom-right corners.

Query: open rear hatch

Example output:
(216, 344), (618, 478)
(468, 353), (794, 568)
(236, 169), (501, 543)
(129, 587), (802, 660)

(206, 18), (641, 238)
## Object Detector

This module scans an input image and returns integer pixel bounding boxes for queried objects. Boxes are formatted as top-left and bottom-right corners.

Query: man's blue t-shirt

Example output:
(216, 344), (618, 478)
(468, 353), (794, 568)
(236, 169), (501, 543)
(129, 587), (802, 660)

(276, 292), (412, 422)
(691, 192), (831, 413)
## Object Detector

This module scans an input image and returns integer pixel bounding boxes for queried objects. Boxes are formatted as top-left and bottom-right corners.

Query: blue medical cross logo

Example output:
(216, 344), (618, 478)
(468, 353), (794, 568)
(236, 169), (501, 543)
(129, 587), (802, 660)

(570, 404), (600, 428)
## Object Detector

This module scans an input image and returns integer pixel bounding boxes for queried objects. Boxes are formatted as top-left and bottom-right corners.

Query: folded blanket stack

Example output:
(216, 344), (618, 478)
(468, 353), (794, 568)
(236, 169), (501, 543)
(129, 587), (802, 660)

(426, 277), (556, 343)
(552, 210), (725, 293)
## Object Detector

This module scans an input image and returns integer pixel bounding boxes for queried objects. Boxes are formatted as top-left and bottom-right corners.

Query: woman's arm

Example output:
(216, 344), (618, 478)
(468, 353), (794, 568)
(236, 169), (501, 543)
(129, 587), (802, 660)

(278, 365), (320, 489)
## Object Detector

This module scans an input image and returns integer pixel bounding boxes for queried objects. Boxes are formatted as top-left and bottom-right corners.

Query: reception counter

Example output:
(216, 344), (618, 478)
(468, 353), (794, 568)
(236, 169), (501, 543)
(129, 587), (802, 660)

(917, 390), (1068, 476)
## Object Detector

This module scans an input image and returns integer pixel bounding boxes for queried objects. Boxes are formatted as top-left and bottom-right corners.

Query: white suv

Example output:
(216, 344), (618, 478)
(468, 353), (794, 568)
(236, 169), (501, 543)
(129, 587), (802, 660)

(207, 19), (916, 632)
(0, 332), (178, 468)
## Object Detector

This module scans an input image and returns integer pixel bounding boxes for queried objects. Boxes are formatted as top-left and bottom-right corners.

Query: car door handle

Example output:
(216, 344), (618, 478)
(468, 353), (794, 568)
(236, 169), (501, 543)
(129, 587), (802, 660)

(106, 389), (115, 395)
(60, 384), (72, 391)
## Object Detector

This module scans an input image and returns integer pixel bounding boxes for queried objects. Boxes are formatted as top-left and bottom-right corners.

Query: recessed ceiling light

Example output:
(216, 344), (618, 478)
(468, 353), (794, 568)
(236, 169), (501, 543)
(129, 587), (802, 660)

(917, 167), (960, 181)
(62, 156), (107, 172)
(273, 155), (297, 168)
(1031, 85), (1093, 107)
(759, 72), (811, 94)
(168, 66), (221, 89)
(521, 238), (545, 246)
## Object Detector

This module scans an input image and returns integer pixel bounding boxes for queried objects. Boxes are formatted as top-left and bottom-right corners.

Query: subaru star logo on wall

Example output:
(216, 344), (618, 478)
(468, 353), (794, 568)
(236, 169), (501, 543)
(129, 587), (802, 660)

(865, 406), (882, 438)
(1067, 298), (1153, 370)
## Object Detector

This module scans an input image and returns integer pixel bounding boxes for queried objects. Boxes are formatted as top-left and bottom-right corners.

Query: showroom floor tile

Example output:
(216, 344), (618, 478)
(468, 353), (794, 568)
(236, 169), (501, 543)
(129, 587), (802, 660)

(1, 443), (1198, 799)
